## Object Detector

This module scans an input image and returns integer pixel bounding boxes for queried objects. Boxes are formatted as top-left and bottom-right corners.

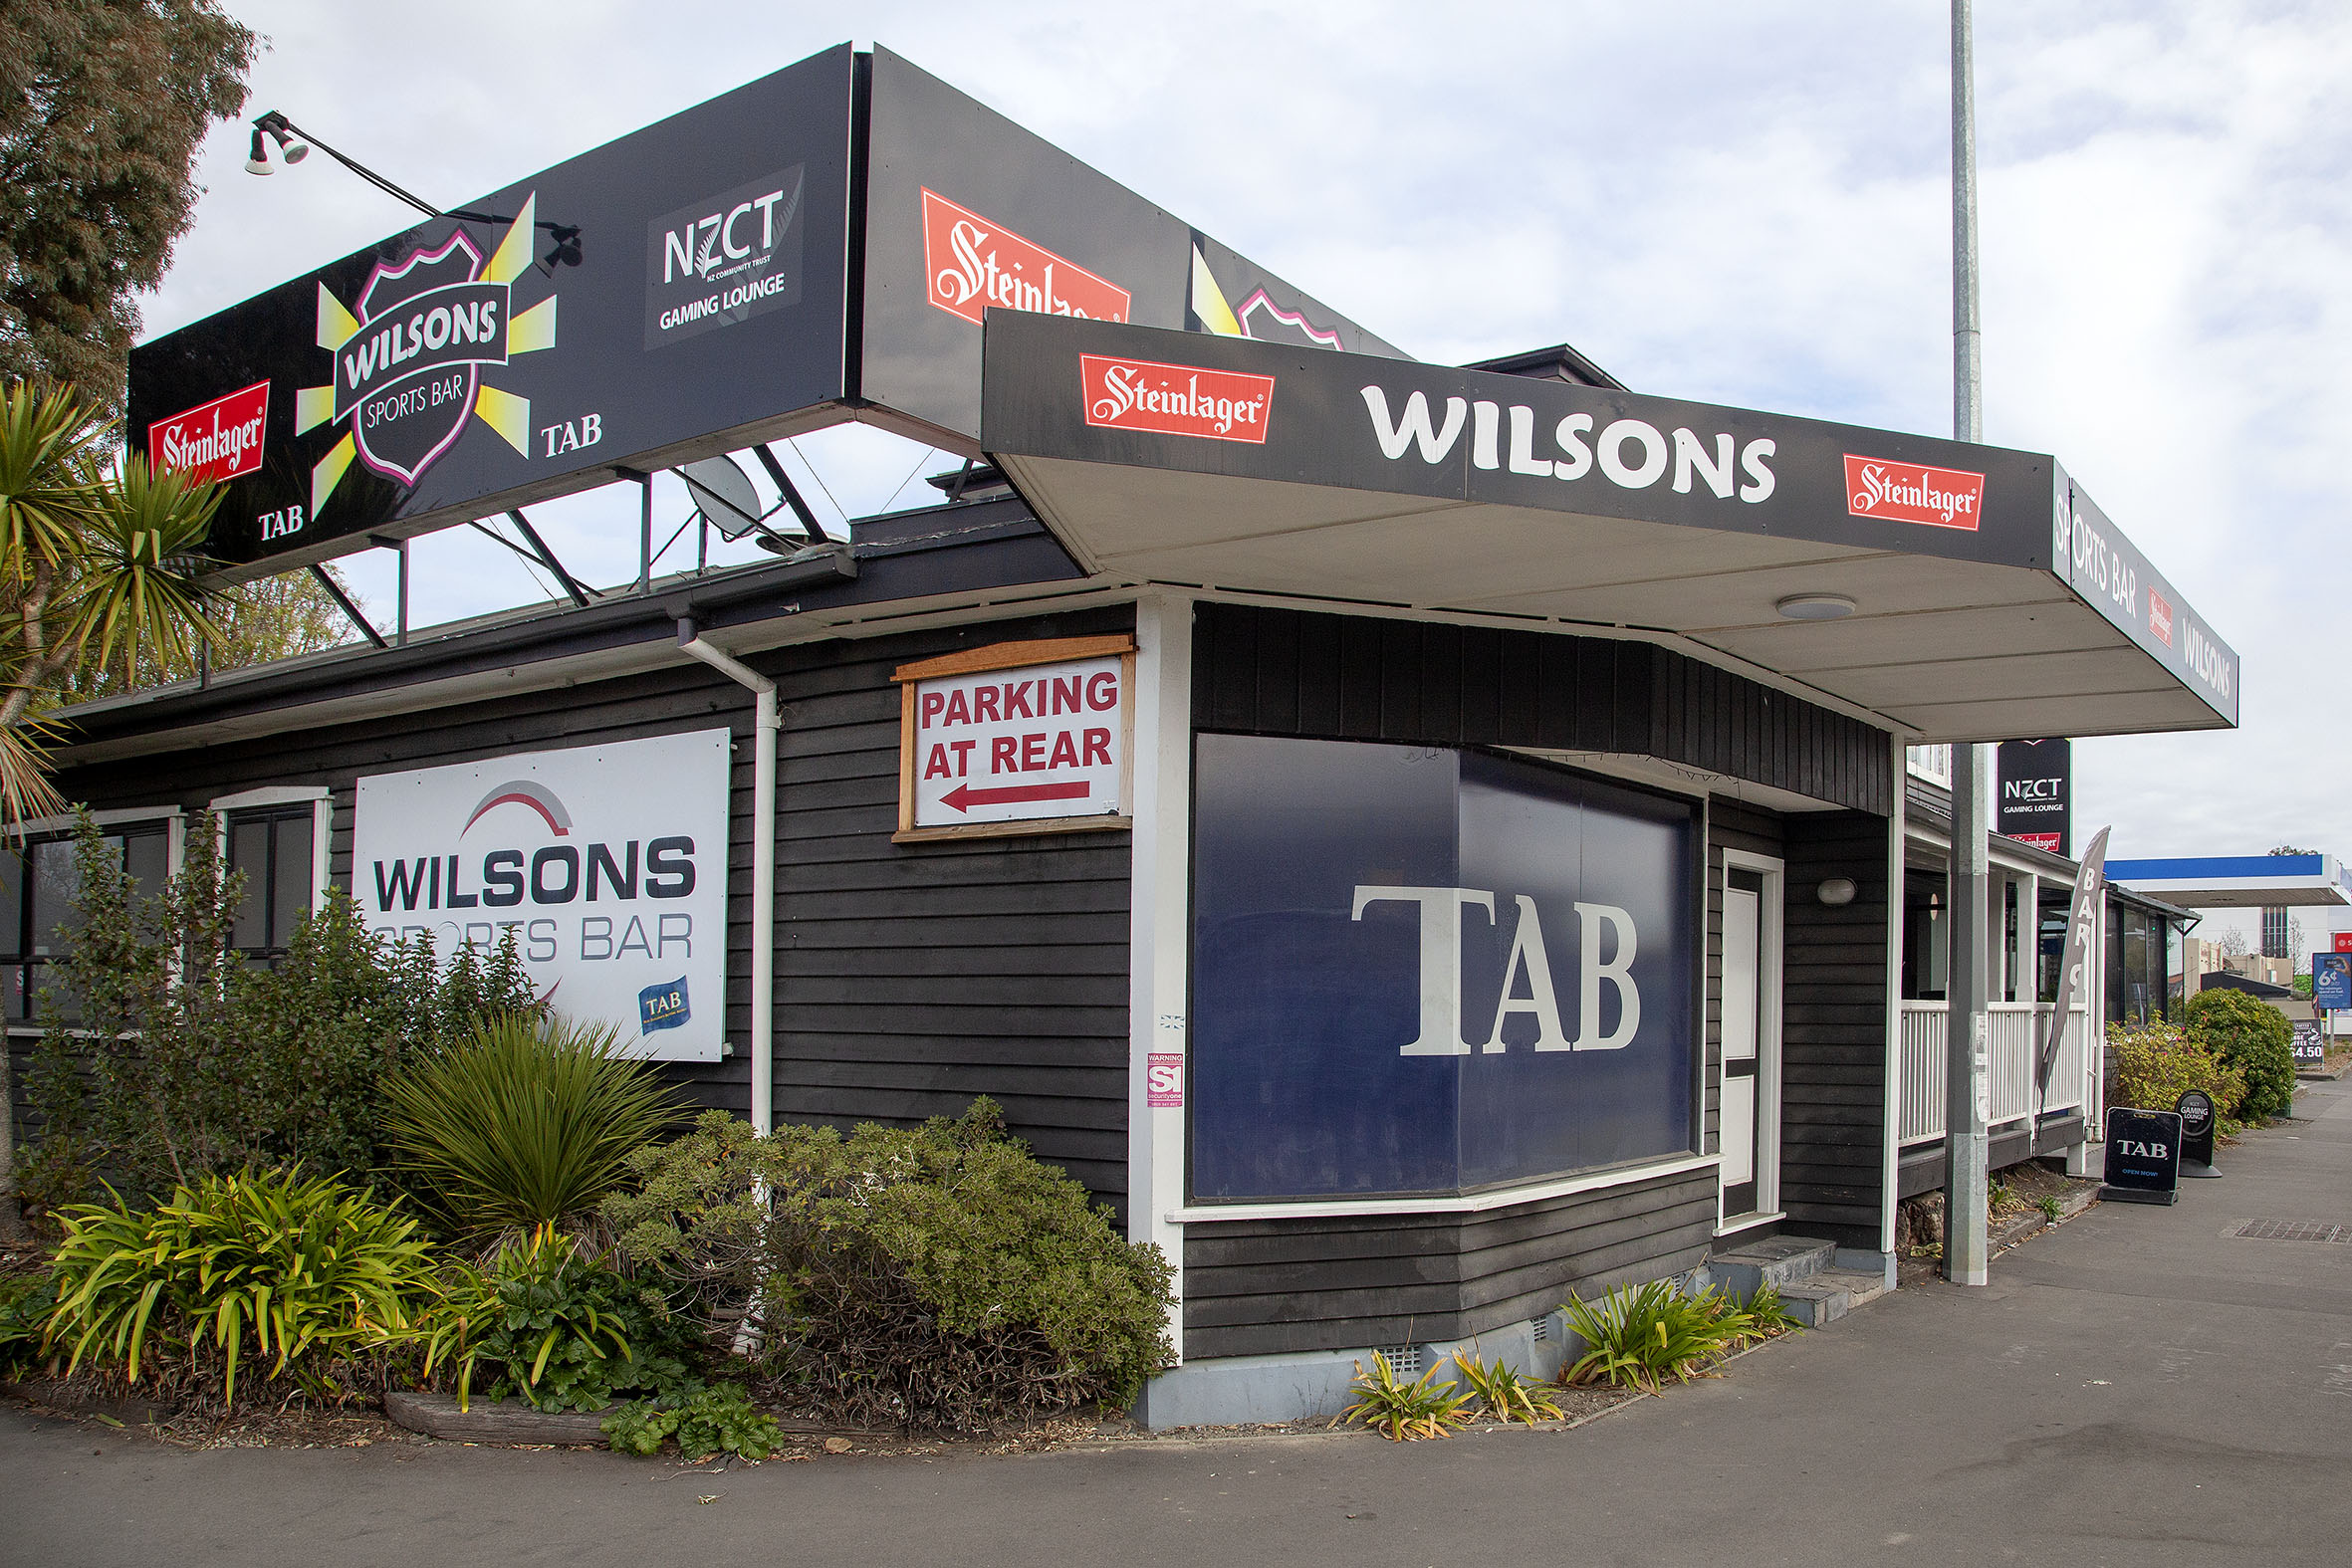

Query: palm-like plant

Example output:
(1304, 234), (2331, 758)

(0, 382), (220, 824)
(384, 1013), (676, 1242)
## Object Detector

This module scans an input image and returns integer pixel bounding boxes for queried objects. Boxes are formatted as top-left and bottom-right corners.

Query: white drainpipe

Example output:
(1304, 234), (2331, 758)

(676, 617), (778, 1135)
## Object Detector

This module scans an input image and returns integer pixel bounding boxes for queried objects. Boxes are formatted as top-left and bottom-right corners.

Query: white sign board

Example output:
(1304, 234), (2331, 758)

(353, 731), (731, 1060)
(896, 637), (1134, 837)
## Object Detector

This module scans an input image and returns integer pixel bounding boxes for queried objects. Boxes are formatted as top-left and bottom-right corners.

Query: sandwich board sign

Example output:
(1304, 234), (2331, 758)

(2174, 1089), (2217, 1174)
(2100, 1106), (2182, 1206)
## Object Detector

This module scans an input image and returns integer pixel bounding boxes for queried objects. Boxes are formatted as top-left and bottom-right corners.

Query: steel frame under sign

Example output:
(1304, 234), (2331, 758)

(892, 634), (1136, 843)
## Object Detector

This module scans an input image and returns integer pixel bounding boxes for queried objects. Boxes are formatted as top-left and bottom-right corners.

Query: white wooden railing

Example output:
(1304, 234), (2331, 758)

(1905, 744), (1954, 787)
(1896, 1001), (2090, 1146)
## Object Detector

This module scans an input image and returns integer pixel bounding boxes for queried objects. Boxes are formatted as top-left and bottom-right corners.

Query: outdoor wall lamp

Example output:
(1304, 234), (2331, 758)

(243, 112), (309, 175)
(241, 110), (584, 273)
(1817, 877), (1858, 906)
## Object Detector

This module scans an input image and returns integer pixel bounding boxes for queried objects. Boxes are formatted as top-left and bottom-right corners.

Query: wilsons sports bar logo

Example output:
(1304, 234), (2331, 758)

(1842, 454), (1986, 531)
(921, 189), (1130, 328)
(1080, 354), (1274, 443)
(289, 196), (561, 529)
(149, 380), (270, 486)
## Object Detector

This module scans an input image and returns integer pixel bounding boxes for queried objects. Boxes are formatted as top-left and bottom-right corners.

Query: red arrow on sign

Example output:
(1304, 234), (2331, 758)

(940, 780), (1092, 814)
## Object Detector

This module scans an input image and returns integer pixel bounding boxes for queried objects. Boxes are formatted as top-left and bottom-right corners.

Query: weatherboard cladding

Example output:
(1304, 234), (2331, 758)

(38, 605), (1136, 1214)
(1777, 811), (1890, 1248)
(1191, 603), (1893, 815)
(1181, 1169), (1719, 1360)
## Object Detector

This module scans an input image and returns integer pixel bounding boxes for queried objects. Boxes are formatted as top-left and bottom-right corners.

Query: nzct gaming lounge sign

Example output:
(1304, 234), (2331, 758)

(1188, 738), (1697, 1202)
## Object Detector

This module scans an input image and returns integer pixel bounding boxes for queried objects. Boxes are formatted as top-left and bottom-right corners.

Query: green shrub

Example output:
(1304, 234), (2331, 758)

(2181, 989), (2297, 1122)
(44, 1168), (435, 1407)
(1559, 1280), (1752, 1393)
(603, 1382), (781, 1460)
(2109, 1019), (2245, 1128)
(0, 1270), (58, 1376)
(385, 1014), (674, 1240)
(421, 1227), (696, 1413)
(1334, 1353), (1475, 1441)
(608, 1100), (1175, 1431)
(18, 814), (538, 1214)
(1447, 1349), (1561, 1425)
(598, 1109), (773, 1336)
(1741, 1283), (1800, 1338)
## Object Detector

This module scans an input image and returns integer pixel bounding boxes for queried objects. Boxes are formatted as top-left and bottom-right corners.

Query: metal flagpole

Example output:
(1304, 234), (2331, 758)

(1943, 0), (1993, 1286)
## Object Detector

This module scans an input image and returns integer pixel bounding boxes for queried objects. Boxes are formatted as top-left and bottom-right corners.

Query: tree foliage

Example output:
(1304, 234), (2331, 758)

(2180, 987), (2297, 1123)
(0, 0), (257, 407)
(55, 563), (357, 702)
(0, 383), (221, 822)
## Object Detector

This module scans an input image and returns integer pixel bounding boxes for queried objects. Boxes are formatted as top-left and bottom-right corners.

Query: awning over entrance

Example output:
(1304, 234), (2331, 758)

(2106, 855), (2352, 909)
(982, 316), (2237, 744)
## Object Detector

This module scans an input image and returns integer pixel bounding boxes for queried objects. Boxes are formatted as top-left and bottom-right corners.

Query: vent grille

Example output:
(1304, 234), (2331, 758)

(1530, 1316), (1550, 1343)
(1374, 1344), (1421, 1380)
(2228, 1219), (2349, 1243)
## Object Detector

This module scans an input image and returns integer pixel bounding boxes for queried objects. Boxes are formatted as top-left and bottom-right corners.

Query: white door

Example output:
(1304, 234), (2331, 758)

(1721, 868), (1766, 1220)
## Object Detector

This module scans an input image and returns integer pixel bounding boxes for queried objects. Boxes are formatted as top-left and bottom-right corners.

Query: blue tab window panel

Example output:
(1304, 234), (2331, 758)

(1188, 735), (1697, 1203)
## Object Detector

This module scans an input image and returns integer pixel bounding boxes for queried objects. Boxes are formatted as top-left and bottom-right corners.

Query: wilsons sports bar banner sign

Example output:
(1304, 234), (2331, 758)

(1188, 737), (1697, 1202)
(127, 43), (1400, 583)
(128, 46), (858, 579)
(352, 734), (731, 1062)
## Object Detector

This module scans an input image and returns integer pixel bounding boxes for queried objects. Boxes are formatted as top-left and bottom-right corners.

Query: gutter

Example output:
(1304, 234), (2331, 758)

(674, 617), (778, 1136)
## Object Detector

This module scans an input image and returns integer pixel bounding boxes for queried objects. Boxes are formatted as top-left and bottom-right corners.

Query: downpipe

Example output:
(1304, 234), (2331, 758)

(674, 618), (777, 1137)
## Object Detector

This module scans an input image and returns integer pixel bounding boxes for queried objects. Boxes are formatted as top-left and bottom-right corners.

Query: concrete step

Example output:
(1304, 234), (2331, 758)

(1774, 1266), (1888, 1328)
(1708, 1234), (1836, 1299)
(1775, 1277), (1850, 1327)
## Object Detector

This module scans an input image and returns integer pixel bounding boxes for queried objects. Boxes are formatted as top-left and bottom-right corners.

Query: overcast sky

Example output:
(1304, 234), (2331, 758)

(140, 1), (2352, 947)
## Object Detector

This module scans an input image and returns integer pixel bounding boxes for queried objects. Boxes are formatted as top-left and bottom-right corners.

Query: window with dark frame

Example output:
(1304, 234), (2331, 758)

(224, 805), (317, 966)
(0, 822), (170, 1023)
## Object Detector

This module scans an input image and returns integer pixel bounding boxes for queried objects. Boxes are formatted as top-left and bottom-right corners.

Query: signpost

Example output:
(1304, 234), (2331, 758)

(2174, 1089), (2217, 1176)
(892, 636), (1135, 841)
(2099, 1106), (2183, 1205)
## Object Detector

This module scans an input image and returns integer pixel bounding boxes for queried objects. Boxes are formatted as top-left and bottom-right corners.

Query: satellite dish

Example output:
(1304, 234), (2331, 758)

(678, 454), (767, 541)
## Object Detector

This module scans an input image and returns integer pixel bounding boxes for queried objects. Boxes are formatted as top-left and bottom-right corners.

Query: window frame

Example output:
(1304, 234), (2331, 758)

(0, 806), (183, 1028)
(211, 786), (331, 964)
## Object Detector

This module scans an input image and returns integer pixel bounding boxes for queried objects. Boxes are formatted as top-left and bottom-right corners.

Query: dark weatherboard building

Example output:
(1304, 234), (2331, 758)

(15, 44), (2236, 1425)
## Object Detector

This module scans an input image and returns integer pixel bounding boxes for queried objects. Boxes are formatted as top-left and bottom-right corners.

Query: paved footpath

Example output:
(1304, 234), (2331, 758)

(7, 1084), (2351, 1568)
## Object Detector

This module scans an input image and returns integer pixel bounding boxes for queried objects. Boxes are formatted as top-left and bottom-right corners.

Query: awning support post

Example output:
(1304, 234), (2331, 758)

(675, 617), (778, 1136)
(1946, 741), (1994, 1285)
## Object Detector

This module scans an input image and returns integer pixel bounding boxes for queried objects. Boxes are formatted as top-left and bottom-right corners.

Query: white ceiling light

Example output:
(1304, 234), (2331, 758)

(1775, 593), (1857, 621)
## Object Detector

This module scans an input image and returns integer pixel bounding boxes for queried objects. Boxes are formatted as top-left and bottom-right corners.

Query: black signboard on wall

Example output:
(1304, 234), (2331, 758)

(857, 47), (1402, 448)
(126, 46), (857, 580)
(1998, 738), (2070, 856)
